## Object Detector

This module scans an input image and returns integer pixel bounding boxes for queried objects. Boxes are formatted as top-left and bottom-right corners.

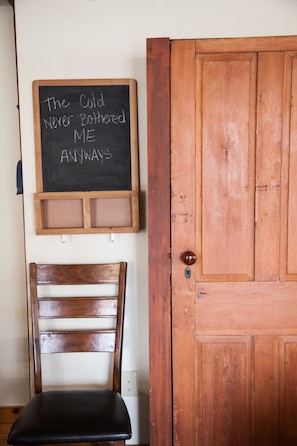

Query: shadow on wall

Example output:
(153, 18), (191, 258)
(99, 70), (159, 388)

(138, 391), (150, 444)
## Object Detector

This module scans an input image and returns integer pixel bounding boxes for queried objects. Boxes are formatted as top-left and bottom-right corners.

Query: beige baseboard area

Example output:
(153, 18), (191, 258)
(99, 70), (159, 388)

(0, 406), (149, 446)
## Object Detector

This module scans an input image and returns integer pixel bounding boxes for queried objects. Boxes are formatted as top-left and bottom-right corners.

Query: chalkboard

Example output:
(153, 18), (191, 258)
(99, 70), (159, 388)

(33, 79), (138, 193)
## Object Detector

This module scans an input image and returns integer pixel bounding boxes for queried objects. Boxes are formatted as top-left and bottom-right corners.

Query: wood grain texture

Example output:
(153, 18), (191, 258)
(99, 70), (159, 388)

(171, 37), (297, 446)
(281, 52), (297, 280)
(255, 52), (284, 281)
(196, 282), (297, 335)
(0, 407), (22, 446)
(195, 35), (297, 53)
(254, 336), (279, 446)
(171, 39), (197, 446)
(147, 37), (172, 446)
(198, 337), (252, 446)
(197, 53), (256, 281)
(279, 337), (297, 445)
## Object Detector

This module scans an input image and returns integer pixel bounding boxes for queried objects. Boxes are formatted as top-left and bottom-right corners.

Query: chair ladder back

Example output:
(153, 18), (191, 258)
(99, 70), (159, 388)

(29, 262), (127, 395)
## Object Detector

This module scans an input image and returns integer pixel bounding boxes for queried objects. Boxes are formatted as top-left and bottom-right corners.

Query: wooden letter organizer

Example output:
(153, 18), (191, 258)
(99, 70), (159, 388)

(33, 78), (139, 234)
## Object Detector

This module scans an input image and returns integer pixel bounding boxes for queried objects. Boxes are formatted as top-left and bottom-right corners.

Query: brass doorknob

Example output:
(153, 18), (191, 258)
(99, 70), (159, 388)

(181, 250), (197, 265)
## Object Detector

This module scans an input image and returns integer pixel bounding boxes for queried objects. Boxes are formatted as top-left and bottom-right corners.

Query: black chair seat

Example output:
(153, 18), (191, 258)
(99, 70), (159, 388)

(8, 389), (132, 444)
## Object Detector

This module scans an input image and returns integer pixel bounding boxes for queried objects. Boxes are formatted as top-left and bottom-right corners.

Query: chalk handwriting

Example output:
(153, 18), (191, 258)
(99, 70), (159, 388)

(79, 92), (105, 109)
(60, 148), (112, 165)
(74, 128), (95, 143)
(43, 114), (74, 130)
(42, 96), (70, 112)
(77, 110), (126, 126)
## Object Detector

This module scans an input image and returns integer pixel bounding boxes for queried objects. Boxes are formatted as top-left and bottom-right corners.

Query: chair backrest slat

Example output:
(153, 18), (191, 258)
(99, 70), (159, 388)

(39, 331), (116, 354)
(30, 262), (127, 394)
(38, 297), (117, 318)
(36, 263), (121, 284)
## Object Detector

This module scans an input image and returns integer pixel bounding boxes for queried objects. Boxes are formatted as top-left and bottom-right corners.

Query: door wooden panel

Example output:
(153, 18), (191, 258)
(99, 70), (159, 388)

(197, 53), (256, 280)
(279, 336), (297, 445)
(196, 282), (297, 335)
(254, 336), (279, 446)
(198, 336), (252, 446)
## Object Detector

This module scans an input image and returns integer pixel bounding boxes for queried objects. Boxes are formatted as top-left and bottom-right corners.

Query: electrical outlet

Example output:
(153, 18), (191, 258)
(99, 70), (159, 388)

(122, 370), (138, 396)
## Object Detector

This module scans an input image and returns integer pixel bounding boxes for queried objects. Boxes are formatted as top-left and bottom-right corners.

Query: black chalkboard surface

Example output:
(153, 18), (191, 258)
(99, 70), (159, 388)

(33, 79), (138, 193)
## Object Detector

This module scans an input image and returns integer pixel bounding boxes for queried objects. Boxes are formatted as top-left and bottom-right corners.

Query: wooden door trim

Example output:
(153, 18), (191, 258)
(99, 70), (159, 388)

(147, 37), (172, 446)
(195, 35), (297, 53)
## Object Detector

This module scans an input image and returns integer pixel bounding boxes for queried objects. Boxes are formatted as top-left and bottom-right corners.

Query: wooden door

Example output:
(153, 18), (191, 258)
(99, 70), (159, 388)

(170, 38), (297, 446)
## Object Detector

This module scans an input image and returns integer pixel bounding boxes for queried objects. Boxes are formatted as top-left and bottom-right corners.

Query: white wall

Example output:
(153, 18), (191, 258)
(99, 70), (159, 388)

(5, 0), (297, 444)
(0, 2), (27, 406)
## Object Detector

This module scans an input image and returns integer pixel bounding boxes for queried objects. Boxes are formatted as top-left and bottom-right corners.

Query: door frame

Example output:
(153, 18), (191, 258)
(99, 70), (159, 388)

(147, 35), (297, 446)
(147, 37), (172, 446)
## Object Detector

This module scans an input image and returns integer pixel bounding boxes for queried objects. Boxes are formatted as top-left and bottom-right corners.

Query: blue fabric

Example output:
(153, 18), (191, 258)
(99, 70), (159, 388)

(16, 160), (23, 195)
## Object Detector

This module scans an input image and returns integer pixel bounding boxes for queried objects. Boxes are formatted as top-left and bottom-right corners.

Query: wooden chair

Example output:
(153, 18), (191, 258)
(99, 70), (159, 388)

(7, 262), (131, 446)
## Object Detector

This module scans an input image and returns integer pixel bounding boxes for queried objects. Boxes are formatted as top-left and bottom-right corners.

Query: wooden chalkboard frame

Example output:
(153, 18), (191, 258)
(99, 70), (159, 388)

(32, 78), (139, 234)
